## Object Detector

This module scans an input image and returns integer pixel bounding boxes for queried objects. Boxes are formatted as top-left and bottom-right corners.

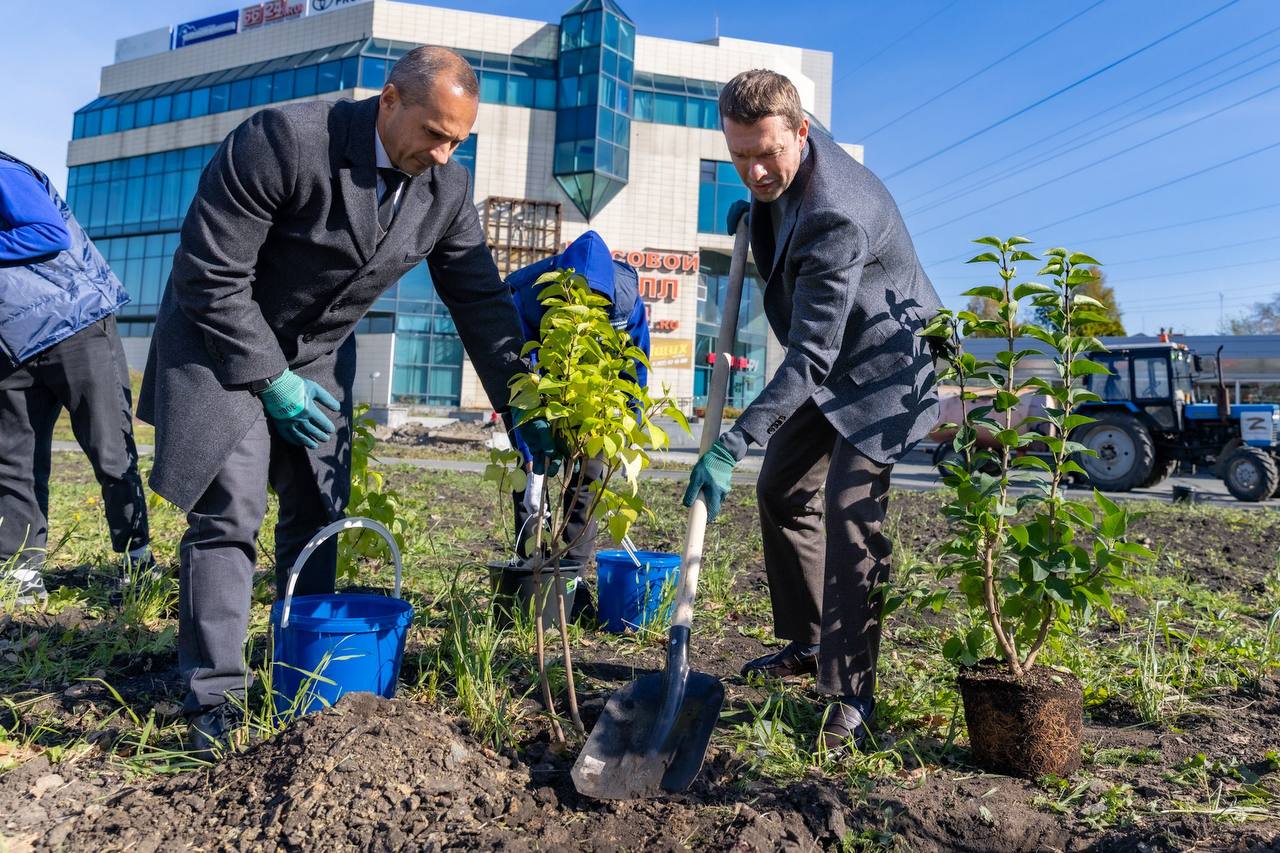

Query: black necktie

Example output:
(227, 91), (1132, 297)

(377, 168), (408, 234)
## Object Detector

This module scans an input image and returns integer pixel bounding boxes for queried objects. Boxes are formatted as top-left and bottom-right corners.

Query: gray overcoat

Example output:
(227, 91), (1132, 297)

(730, 130), (943, 465)
(138, 96), (525, 511)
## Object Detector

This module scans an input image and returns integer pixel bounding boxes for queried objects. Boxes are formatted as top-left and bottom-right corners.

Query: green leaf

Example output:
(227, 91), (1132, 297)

(966, 252), (1002, 265)
(1006, 236), (1033, 247)
(1068, 252), (1101, 266)
(1072, 293), (1105, 308)
(972, 236), (1003, 248)
(994, 390), (1022, 412)
(1070, 359), (1113, 377)
(1012, 282), (1054, 300)
(942, 636), (965, 663)
(963, 285), (1006, 301)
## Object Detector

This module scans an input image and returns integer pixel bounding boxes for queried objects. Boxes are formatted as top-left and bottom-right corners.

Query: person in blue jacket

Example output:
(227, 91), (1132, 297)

(0, 151), (153, 604)
(506, 230), (649, 617)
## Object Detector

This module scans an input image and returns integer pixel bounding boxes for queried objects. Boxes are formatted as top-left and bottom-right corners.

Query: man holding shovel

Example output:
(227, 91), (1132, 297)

(139, 47), (556, 758)
(683, 69), (942, 752)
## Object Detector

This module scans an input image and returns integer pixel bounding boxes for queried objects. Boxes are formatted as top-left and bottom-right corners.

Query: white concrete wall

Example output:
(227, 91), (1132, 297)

(353, 333), (395, 406)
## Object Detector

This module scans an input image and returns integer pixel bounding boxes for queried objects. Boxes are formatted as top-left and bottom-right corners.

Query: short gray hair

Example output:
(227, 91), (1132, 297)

(387, 46), (479, 104)
(719, 69), (805, 132)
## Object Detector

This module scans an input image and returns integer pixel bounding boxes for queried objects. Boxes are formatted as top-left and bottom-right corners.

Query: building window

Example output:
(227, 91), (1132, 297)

(632, 72), (721, 129)
(389, 265), (463, 406)
(72, 39), (557, 141)
(67, 143), (218, 238)
(695, 249), (768, 409)
(93, 231), (182, 324)
(697, 160), (748, 235)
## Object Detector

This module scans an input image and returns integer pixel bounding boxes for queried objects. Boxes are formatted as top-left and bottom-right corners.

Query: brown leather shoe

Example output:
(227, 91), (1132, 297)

(818, 697), (874, 756)
(740, 641), (819, 680)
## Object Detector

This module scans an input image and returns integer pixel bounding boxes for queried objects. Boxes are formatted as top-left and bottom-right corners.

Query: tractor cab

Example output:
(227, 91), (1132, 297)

(1074, 342), (1280, 501)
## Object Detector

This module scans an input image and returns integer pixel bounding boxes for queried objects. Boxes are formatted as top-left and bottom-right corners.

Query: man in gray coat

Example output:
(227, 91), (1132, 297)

(683, 69), (942, 753)
(138, 47), (556, 758)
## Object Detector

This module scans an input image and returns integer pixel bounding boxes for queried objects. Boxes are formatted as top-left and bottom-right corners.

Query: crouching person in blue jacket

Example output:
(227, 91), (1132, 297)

(507, 230), (649, 621)
(0, 152), (153, 604)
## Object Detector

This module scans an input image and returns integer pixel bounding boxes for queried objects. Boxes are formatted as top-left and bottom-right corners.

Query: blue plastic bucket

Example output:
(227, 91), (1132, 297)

(269, 518), (413, 719)
(596, 550), (681, 633)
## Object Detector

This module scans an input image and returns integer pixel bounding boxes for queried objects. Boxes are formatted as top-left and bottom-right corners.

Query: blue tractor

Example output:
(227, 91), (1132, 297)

(1074, 342), (1280, 501)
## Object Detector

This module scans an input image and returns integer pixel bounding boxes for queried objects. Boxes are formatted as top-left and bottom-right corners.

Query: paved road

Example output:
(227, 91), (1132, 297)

(51, 441), (1277, 510)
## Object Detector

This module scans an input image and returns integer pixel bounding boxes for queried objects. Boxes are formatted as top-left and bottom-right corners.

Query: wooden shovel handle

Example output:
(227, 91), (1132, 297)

(673, 217), (750, 631)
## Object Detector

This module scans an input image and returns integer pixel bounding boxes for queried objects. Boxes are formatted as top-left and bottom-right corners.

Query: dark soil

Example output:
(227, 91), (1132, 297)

(5, 486), (1280, 851)
(378, 419), (496, 458)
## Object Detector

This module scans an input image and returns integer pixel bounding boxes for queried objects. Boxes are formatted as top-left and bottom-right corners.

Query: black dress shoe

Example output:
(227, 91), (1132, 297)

(187, 703), (244, 761)
(740, 641), (820, 680)
(818, 696), (874, 755)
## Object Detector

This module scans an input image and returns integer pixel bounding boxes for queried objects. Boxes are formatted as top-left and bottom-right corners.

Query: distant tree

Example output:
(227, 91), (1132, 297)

(1033, 267), (1125, 336)
(964, 295), (1005, 337)
(1221, 292), (1280, 335)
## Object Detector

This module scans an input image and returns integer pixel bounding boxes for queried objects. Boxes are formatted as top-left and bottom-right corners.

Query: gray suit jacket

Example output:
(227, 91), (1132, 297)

(729, 130), (943, 466)
(138, 96), (525, 511)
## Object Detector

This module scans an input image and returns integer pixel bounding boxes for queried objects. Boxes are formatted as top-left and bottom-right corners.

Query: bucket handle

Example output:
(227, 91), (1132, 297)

(279, 516), (403, 629)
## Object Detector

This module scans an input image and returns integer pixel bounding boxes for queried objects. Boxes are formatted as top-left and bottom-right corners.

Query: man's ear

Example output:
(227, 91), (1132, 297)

(380, 83), (399, 111)
(797, 117), (809, 147)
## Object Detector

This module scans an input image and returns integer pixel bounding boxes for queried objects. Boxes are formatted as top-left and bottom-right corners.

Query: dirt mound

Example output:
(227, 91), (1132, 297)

(381, 419), (494, 450)
(42, 694), (849, 852)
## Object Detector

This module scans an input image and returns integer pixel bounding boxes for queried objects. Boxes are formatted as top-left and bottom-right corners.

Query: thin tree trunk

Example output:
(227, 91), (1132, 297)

(528, 478), (563, 744)
(545, 474), (584, 734)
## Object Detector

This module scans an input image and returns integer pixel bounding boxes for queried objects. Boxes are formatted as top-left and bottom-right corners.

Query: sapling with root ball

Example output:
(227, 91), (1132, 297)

(485, 266), (688, 741)
(921, 236), (1152, 776)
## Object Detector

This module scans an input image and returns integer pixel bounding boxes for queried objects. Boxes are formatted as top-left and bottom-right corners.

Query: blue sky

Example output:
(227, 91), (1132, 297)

(3, 0), (1278, 334)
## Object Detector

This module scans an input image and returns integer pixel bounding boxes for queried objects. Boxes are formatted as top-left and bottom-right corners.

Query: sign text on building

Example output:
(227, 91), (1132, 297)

(173, 10), (239, 49)
(611, 249), (699, 275)
(650, 338), (694, 369)
(242, 0), (305, 29)
(308, 0), (371, 14)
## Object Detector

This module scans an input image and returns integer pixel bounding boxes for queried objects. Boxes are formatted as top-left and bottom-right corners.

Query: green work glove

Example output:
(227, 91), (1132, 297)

(257, 368), (339, 449)
(512, 407), (562, 477)
(682, 437), (738, 522)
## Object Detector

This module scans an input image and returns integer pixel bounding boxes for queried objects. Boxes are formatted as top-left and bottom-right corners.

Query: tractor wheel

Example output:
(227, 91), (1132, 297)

(1222, 447), (1279, 502)
(1213, 438), (1243, 479)
(1138, 456), (1178, 489)
(1076, 412), (1156, 492)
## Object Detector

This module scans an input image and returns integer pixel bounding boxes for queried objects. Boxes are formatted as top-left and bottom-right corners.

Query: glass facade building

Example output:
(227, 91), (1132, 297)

(553, 0), (636, 219)
(67, 0), (840, 411)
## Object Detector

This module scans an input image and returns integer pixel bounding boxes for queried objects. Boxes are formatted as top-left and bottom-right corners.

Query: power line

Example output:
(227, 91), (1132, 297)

(1101, 253), (1280, 285)
(910, 75), (1280, 238)
(926, 201), (1280, 266)
(901, 26), (1280, 212)
(1026, 138), (1280, 234)
(883, 0), (1242, 181)
(905, 37), (1280, 219)
(833, 1), (962, 85)
(1104, 235), (1280, 266)
(859, 0), (1108, 141)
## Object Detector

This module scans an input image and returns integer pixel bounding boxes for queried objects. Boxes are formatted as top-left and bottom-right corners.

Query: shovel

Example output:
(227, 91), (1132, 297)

(571, 215), (750, 799)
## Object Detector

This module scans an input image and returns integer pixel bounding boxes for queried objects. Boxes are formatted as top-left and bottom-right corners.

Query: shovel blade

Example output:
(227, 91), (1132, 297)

(571, 670), (724, 800)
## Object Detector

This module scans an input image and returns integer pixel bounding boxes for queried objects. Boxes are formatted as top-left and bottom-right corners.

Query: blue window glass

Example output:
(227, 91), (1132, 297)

(618, 56), (633, 82)
(653, 92), (683, 125)
(139, 99), (155, 127)
(171, 90), (191, 121)
(161, 171), (182, 221)
(698, 158), (749, 233)
(619, 20), (635, 57)
(318, 60), (341, 92)
(229, 79), (251, 110)
(597, 109), (614, 141)
(360, 57), (386, 89)
(614, 114), (630, 145)
(596, 141), (615, 175)
(560, 14), (581, 51)
(73, 113), (86, 139)
(554, 141), (574, 173)
(101, 106), (118, 135)
(128, 155), (146, 178)
(153, 95), (171, 124)
(84, 110), (101, 136)
(294, 64), (317, 98)
(535, 78), (556, 109)
(688, 97), (717, 129)
(582, 10), (602, 45)
(580, 73), (599, 106)
(106, 179), (126, 226)
(605, 13), (620, 50)
(558, 76), (578, 108)
(341, 56), (359, 89)
(90, 183), (108, 226)
(118, 103), (136, 132)
(479, 70), (503, 103)
(124, 178), (144, 225)
(453, 134), (477, 179)
(602, 47), (618, 78)
(142, 175), (163, 223)
(191, 87), (211, 117)
(507, 74), (534, 107)
(250, 75), (272, 106)
(273, 69), (294, 101)
(163, 149), (182, 172)
(634, 89), (655, 121)
(600, 76), (617, 112)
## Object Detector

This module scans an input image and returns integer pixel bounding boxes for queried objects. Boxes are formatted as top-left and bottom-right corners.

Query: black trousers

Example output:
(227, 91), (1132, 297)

(179, 411), (349, 712)
(512, 456), (605, 565)
(0, 316), (149, 569)
(756, 400), (894, 700)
